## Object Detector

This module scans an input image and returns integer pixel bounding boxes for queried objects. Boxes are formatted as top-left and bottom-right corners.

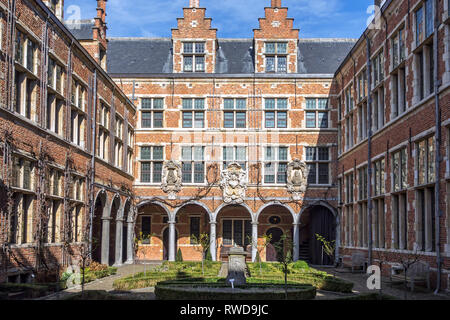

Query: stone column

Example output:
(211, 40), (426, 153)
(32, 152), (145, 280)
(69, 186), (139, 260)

(252, 222), (258, 262)
(125, 221), (134, 264)
(293, 223), (300, 262)
(114, 219), (123, 266)
(168, 220), (176, 262)
(100, 217), (110, 265)
(210, 221), (217, 262)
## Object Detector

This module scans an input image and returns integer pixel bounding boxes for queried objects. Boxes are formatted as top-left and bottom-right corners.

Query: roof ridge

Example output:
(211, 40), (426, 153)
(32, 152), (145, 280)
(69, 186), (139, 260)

(108, 37), (171, 41)
(64, 19), (95, 24)
(299, 38), (358, 42)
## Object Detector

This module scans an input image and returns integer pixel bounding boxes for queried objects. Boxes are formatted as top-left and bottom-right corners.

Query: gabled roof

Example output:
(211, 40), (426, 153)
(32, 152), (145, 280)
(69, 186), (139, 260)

(106, 37), (357, 77)
(64, 19), (95, 40)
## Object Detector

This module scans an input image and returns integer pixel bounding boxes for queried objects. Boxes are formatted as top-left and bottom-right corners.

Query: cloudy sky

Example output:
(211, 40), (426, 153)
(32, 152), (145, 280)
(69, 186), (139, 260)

(65, 0), (375, 39)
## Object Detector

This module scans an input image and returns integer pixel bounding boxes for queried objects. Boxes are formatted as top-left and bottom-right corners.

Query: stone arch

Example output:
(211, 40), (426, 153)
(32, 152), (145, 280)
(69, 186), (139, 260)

(299, 200), (337, 221)
(213, 202), (254, 222)
(92, 190), (107, 263)
(255, 202), (297, 223)
(298, 203), (337, 265)
(174, 201), (213, 220)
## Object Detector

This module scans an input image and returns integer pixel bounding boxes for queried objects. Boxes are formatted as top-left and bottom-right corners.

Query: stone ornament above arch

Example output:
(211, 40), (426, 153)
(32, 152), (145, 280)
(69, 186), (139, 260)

(161, 160), (182, 200)
(286, 159), (309, 201)
(220, 162), (247, 204)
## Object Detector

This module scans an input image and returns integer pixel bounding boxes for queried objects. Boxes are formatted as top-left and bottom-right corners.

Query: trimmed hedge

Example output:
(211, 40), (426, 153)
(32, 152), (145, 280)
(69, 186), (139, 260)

(0, 283), (49, 299)
(155, 281), (316, 300)
(338, 293), (398, 300)
(64, 290), (124, 300)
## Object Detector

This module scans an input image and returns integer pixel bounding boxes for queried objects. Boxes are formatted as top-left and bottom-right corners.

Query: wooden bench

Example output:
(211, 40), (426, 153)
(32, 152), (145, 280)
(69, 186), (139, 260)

(342, 253), (367, 273)
(390, 261), (431, 292)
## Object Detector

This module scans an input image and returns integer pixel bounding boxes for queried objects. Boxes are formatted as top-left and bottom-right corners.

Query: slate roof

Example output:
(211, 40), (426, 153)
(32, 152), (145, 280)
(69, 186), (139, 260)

(105, 37), (356, 77)
(64, 19), (95, 40)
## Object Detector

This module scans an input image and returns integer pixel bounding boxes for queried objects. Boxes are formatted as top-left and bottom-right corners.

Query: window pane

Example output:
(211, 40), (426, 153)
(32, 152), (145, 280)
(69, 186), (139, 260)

(183, 112), (192, 128)
(182, 163), (192, 183)
(195, 56), (205, 72)
(277, 163), (287, 184)
(318, 164), (329, 184)
(318, 99), (328, 109)
(182, 147), (192, 161)
(182, 99), (193, 109)
(425, 0), (434, 37)
(265, 147), (275, 161)
(318, 147), (329, 161)
(279, 147), (288, 161)
(184, 42), (193, 53)
(224, 99), (234, 109)
(306, 112), (316, 128)
(307, 164), (317, 184)
(195, 42), (205, 53)
(277, 43), (287, 54)
(266, 43), (276, 54)
(194, 112), (204, 128)
(265, 99), (276, 109)
(184, 56), (193, 72)
(236, 147), (246, 161)
(194, 147), (204, 161)
(153, 146), (164, 160)
(142, 98), (152, 109)
(153, 112), (163, 128)
(141, 163), (151, 182)
(223, 147), (233, 161)
(223, 220), (232, 245)
(236, 99), (246, 109)
(318, 112), (328, 128)
(306, 147), (316, 161)
(264, 163), (275, 183)
(141, 147), (151, 160)
(142, 112), (152, 128)
(277, 112), (287, 128)
(141, 217), (151, 239)
(194, 162), (204, 183)
(153, 162), (163, 183)
(224, 112), (234, 128)
(266, 56), (275, 72)
(190, 217), (200, 244)
(277, 56), (287, 72)
(265, 112), (275, 128)
(277, 99), (288, 109)
(306, 98), (316, 109)
(153, 98), (164, 109)
(233, 220), (243, 246)
(194, 99), (204, 109)
(416, 7), (424, 46)
(236, 112), (246, 128)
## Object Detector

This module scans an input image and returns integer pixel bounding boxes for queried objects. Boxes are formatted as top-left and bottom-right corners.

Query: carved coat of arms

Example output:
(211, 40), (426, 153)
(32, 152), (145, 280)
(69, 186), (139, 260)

(161, 160), (182, 200)
(220, 163), (247, 204)
(286, 159), (309, 200)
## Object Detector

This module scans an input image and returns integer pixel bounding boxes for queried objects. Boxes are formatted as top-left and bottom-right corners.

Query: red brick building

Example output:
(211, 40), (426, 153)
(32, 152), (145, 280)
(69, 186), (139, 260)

(104, 0), (355, 265)
(0, 0), (136, 283)
(333, 0), (450, 291)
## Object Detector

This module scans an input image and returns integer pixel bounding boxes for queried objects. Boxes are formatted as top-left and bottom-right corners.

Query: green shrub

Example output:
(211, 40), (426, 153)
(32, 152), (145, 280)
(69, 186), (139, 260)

(205, 248), (212, 261)
(64, 290), (124, 300)
(291, 260), (310, 270)
(176, 249), (183, 262)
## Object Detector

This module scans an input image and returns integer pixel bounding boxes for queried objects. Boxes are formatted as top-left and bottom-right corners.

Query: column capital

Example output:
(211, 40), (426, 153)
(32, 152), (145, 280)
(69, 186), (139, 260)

(251, 221), (259, 226)
(168, 220), (176, 225)
(209, 221), (217, 225)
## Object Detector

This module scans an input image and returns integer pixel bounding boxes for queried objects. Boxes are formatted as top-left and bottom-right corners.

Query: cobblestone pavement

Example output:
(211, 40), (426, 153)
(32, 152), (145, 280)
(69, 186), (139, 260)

(315, 266), (450, 300)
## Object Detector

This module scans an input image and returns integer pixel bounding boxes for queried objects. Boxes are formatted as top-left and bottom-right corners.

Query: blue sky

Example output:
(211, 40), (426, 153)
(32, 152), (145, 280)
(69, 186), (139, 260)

(65, 0), (375, 39)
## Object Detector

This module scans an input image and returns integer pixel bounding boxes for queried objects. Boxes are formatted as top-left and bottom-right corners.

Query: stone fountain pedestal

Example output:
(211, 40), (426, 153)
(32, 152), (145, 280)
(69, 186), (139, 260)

(226, 246), (247, 286)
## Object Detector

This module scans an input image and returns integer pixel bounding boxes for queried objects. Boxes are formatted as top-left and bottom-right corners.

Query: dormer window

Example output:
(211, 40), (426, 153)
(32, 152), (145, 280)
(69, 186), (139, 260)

(183, 42), (205, 72)
(265, 42), (287, 73)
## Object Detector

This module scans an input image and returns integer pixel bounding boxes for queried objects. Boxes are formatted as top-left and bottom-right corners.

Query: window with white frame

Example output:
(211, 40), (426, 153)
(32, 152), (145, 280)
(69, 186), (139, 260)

(414, 0), (435, 101)
(98, 102), (110, 161)
(141, 98), (164, 128)
(392, 148), (408, 192)
(357, 69), (368, 102)
(373, 158), (385, 196)
(181, 146), (205, 184)
(416, 136), (435, 186)
(357, 166), (368, 248)
(114, 115), (124, 168)
(264, 146), (288, 184)
(222, 219), (252, 247)
(182, 98), (205, 128)
(344, 85), (354, 115)
(183, 42), (205, 72)
(223, 146), (247, 171)
(264, 98), (287, 128)
(140, 146), (163, 183)
(305, 98), (329, 129)
(224, 98), (246, 128)
(70, 79), (86, 148)
(373, 158), (386, 249)
(265, 42), (288, 73)
(305, 147), (330, 185)
(47, 57), (65, 135)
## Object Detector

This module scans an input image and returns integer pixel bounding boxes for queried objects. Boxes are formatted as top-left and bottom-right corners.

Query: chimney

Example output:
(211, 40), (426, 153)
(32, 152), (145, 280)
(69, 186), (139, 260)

(44, 0), (64, 20)
(271, 0), (281, 7)
(189, 0), (200, 8)
(94, 0), (108, 70)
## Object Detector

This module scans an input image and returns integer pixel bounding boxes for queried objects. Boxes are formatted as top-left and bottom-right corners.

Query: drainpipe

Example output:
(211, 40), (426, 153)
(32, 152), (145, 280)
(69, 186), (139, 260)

(364, 31), (373, 266)
(89, 70), (98, 257)
(433, 0), (442, 294)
